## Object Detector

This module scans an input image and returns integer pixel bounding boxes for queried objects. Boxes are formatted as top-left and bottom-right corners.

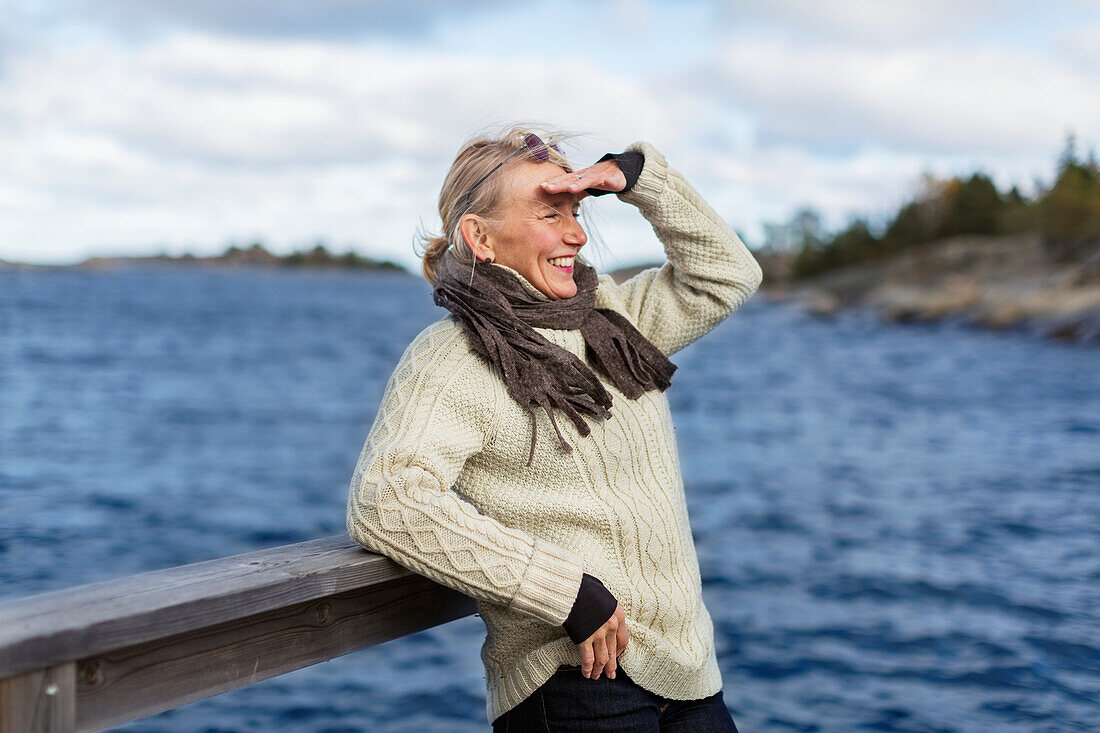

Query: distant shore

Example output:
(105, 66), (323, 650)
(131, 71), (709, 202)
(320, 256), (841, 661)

(6, 235), (1098, 344)
(610, 233), (1100, 344)
(763, 234), (1100, 344)
(0, 243), (407, 274)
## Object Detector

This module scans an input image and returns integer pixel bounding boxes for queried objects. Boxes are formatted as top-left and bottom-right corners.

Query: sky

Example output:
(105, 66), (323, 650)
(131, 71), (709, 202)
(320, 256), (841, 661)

(2, 0), (1098, 272)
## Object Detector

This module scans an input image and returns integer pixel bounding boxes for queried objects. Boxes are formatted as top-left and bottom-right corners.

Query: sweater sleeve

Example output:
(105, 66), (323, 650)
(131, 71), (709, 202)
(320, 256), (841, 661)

(346, 321), (586, 626)
(593, 140), (764, 357)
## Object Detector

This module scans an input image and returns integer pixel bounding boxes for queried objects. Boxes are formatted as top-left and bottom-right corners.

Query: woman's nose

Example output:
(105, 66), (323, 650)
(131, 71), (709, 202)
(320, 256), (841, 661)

(564, 218), (587, 246)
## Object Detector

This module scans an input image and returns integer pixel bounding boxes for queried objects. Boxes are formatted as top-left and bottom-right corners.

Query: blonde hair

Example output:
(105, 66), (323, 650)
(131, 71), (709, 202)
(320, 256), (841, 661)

(416, 123), (578, 285)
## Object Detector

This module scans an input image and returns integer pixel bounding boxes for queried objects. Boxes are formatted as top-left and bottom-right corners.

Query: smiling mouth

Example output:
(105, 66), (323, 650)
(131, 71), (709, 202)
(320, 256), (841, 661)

(548, 256), (575, 270)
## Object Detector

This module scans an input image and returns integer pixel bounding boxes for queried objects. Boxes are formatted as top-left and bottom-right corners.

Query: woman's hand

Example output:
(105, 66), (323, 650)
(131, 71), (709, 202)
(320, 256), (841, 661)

(577, 603), (629, 680)
(541, 158), (627, 199)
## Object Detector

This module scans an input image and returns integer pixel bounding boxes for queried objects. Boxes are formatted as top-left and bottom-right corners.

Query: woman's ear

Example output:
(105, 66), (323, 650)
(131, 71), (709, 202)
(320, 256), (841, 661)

(459, 214), (494, 261)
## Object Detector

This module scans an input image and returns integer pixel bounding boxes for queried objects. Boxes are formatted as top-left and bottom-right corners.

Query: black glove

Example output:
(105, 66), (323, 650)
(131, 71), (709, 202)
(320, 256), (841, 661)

(562, 573), (619, 645)
(585, 151), (645, 197)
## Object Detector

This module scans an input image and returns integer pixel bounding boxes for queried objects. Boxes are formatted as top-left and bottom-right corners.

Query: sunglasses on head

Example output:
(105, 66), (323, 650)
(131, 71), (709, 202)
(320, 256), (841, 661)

(462, 133), (562, 211)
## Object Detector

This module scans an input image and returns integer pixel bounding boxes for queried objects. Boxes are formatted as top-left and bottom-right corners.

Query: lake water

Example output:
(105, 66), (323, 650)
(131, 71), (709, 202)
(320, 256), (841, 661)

(2, 267), (1098, 732)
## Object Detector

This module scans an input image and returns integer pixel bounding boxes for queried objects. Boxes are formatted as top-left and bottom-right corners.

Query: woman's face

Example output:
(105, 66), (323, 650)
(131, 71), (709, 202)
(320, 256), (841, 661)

(486, 161), (588, 300)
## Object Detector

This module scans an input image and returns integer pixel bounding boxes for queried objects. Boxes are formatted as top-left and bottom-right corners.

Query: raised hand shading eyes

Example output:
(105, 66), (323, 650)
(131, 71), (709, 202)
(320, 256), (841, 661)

(541, 158), (628, 198)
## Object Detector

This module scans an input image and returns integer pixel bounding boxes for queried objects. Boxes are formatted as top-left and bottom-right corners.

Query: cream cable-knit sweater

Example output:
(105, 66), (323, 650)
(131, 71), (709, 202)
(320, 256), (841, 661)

(346, 140), (763, 724)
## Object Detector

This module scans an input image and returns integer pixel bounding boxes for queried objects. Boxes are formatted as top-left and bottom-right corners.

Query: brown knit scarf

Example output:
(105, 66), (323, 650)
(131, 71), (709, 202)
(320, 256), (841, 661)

(432, 247), (677, 466)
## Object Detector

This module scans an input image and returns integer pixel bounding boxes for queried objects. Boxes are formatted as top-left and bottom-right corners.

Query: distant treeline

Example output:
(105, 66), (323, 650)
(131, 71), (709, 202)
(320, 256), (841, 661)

(764, 135), (1100, 279)
(209, 241), (404, 271)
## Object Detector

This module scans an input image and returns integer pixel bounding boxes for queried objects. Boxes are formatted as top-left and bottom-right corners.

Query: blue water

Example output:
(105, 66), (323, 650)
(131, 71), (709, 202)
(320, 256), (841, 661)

(2, 267), (1098, 732)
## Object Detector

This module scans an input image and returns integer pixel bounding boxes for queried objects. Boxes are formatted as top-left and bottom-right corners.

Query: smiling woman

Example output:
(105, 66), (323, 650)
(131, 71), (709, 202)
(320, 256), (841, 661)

(346, 123), (763, 730)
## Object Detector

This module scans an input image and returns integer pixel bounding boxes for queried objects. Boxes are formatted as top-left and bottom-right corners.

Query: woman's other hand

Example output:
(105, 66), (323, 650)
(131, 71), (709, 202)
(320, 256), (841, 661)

(541, 158), (627, 198)
(577, 603), (629, 680)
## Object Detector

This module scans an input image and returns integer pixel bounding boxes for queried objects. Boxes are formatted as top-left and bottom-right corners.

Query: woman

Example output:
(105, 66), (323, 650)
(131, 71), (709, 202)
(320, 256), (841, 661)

(346, 124), (763, 731)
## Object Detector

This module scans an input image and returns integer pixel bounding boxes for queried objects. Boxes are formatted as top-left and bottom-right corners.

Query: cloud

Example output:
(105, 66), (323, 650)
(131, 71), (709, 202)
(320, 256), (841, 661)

(24, 1), (508, 40)
(703, 33), (1100, 156)
(3, 32), (675, 165)
(0, 33), (676, 267)
(3, 1), (1097, 267)
(716, 0), (1031, 42)
(1061, 22), (1100, 77)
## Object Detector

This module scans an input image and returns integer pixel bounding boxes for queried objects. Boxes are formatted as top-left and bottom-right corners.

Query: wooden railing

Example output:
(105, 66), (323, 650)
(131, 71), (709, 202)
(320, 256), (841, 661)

(0, 536), (477, 732)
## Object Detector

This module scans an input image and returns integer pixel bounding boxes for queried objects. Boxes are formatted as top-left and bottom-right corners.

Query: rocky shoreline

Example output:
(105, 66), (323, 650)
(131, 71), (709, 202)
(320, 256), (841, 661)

(755, 234), (1100, 344)
(610, 234), (1100, 345)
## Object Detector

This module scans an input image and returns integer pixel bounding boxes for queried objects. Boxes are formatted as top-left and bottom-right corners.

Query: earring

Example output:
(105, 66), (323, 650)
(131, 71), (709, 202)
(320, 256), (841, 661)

(485, 257), (493, 264)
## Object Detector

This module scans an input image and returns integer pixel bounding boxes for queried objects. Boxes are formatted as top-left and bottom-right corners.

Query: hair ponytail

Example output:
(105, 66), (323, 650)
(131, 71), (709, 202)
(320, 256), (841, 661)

(418, 234), (452, 286)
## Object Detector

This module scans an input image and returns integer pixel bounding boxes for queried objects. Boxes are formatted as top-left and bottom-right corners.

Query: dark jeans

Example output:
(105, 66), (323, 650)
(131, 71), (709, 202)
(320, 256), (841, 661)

(491, 664), (739, 732)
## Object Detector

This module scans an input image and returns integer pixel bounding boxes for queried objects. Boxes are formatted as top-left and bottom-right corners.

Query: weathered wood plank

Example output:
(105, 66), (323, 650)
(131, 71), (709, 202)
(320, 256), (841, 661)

(0, 663), (76, 733)
(0, 536), (416, 678)
(75, 576), (476, 732)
